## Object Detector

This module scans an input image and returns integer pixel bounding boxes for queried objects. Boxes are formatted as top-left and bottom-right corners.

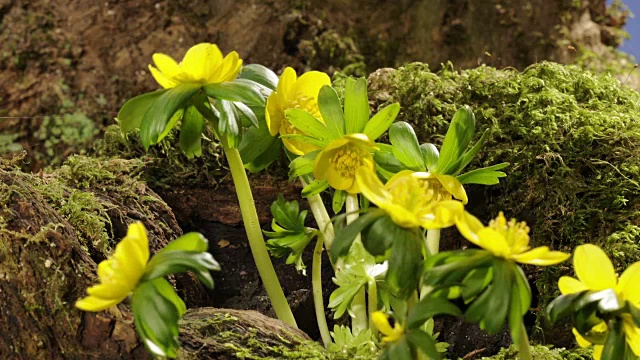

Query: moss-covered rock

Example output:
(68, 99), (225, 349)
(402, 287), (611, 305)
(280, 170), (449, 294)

(0, 154), (207, 357)
(481, 344), (592, 360)
(370, 61), (640, 346)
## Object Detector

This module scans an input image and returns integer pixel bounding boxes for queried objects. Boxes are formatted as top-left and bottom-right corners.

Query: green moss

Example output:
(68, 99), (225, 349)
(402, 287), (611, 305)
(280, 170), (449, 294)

(95, 124), (227, 189)
(383, 61), (640, 341)
(178, 312), (329, 360)
(481, 345), (592, 360)
(299, 29), (366, 77)
(34, 112), (99, 166)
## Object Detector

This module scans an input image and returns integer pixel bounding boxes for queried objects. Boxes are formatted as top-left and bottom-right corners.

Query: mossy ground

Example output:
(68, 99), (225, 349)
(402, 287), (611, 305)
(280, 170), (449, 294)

(379, 61), (640, 345)
(481, 344), (592, 360)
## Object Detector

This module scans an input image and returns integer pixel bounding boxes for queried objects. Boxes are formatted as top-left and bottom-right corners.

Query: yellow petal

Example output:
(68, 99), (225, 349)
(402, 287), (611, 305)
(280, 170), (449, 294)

(293, 70), (331, 99)
(265, 95), (282, 136)
(593, 345), (603, 360)
(618, 261), (640, 305)
(86, 282), (132, 299)
(277, 67), (297, 97)
(387, 204), (422, 228)
(356, 167), (393, 209)
(475, 228), (511, 257)
(558, 276), (588, 295)
(435, 174), (468, 204)
(313, 149), (333, 182)
(511, 246), (570, 266)
(574, 244), (617, 290)
(213, 51), (241, 83)
(326, 164), (352, 191)
(152, 53), (181, 77)
(148, 65), (178, 89)
(180, 43), (222, 82)
(455, 211), (487, 247)
(75, 295), (123, 312)
(572, 327), (592, 348)
(623, 315), (640, 356)
(421, 200), (464, 229)
(127, 222), (149, 264)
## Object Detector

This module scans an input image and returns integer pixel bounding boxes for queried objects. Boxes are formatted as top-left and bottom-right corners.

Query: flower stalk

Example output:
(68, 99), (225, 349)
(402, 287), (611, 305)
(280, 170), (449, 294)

(312, 235), (332, 347)
(346, 194), (369, 333)
(224, 144), (297, 327)
(425, 228), (441, 257)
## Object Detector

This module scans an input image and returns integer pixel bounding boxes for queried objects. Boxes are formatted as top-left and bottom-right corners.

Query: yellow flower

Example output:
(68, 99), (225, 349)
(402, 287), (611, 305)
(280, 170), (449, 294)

(314, 134), (376, 194)
(455, 212), (569, 265)
(76, 222), (150, 312)
(558, 244), (640, 357)
(266, 67), (331, 155)
(356, 168), (465, 229)
(372, 312), (404, 343)
(148, 43), (242, 89)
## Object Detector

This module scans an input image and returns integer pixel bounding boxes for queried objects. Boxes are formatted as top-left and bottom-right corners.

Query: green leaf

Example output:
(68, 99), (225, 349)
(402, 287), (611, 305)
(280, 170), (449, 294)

(453, 129), (489, 175)
(238, 64), (279, 90)
(362, 215), (397, 257)
(465, 259), (512, 334)
(545, 291), (588, 325)
(389, 122), (426, 171)
(601, 320), (626, 360)
(407, 330), (440, 360)
(203, 79), (266, 106)
(179, 105), (205, 158)
(152, 277), (187, 317)
(285, 108), (332, 144)
(158, 232), (209, 255)
(385, 338), (413, 360)
(629, 303), (640, 327)
(344, 77), (370, 134)
(420, 143), (439, 171)
(318, 85), (345, 138)
(233, 101), (259, 128)
(386, 228), (424, 299)
(406, 295), (462, 329)
(132, 279), (182, 358)
(117, 89), (167, 133)
(140, 84), (201, 149)
(332, 189), (347, 214)
(215, 100), (241, 148)
(364, 103), (400, 141)
(330, 208), (386, 262)
(328, 275), (367, 319)
(282, 134), (332, 149)
(435, 106), (476, 174)
(300, 178), (329, 197)
(144, 251), (221, 288)
(239, 115), (278, 166)
(289, 150), (320, 178)
(457, 165), (509, 185)
(460, 266), (493, 303)
(508, 263), (531, 343)
(244, 140), (281, 173)
(374, 150), (407, 179)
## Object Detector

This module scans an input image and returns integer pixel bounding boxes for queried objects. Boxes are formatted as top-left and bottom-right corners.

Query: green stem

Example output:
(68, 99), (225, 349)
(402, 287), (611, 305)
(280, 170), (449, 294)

(346, 194), (368, 333)
(312, 235), (332, 347)
(518, 322), (533, 360)
(300, 178), (335, 251)
(425, 228), (441, 256)
(224, 145), (297, 328)
(367, 279), (378, 336)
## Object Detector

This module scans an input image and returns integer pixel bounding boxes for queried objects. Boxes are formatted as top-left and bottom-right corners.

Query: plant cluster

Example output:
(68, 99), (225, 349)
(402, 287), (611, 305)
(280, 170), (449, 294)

(74, 43), (640, 359)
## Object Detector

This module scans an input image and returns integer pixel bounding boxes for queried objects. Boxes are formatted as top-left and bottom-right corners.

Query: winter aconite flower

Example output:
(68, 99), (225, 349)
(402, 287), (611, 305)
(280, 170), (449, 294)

(314, 134), (377, 194)
(558, 244), (640, 358)
(76, 222), (149, 311)
(356, 168), (465, 229)
(148, 43), (242, 88)
(372, 312), (404, 343)
(455, 212), (569, 265)
(266, 67), (331, 155)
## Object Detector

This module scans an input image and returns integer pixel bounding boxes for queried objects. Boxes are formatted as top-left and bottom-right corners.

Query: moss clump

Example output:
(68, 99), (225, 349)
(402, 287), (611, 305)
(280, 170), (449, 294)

(379, 61), (640, 344)
(482, 345), (592, 360)
(95, 124), (227, 189)
(178, 308), (329, 359)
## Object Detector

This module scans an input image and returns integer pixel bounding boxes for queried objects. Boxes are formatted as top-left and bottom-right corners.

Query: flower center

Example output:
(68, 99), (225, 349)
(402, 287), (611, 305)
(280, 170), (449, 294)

(385, 175), (440, 213)
(332, 145), (367, 178)
(488, 212), (530, 252)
